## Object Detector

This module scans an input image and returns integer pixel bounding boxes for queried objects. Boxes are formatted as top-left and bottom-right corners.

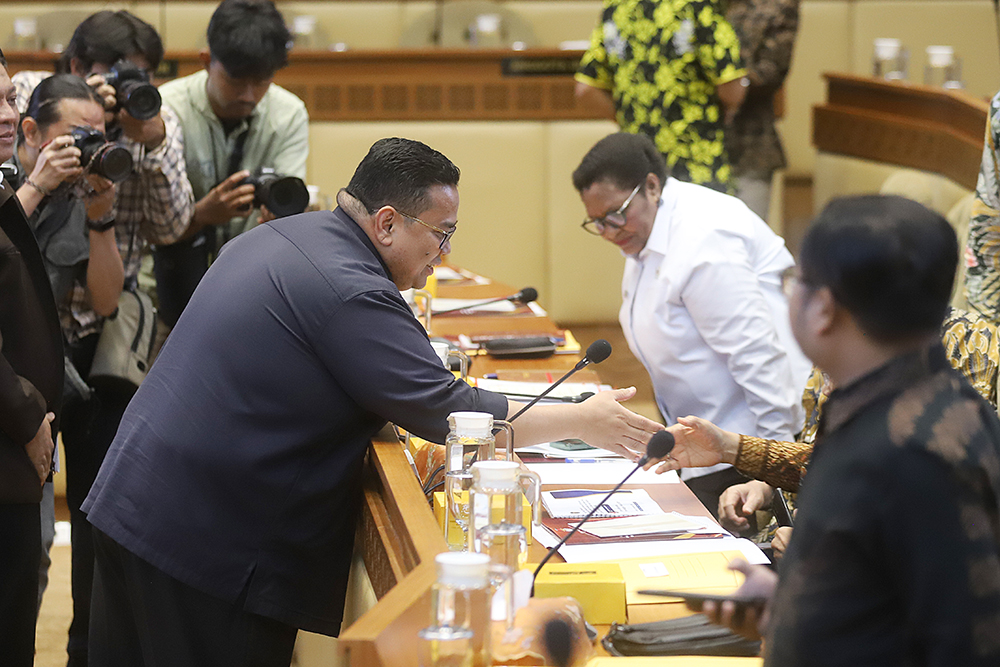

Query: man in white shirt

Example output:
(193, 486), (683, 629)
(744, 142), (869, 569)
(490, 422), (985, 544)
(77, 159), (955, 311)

(572, 132), (811, 514)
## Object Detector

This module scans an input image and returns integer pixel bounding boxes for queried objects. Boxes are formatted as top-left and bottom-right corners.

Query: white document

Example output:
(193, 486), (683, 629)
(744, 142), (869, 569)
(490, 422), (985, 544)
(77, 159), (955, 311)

(515, 442), (622, 459)
(431, 298), (547, 316)
(541, 488), (664, 519)
(525, 461), (680, 485)
(533, 526), (769, 566)
(579, 513), (716, 539)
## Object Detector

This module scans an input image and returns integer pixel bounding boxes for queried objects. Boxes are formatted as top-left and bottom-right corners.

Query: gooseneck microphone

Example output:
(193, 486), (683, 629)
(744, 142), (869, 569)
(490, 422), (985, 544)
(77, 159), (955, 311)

(432, 286), (538, 316)
(508, 339), (613, 422)
(531, 430), (676, 584)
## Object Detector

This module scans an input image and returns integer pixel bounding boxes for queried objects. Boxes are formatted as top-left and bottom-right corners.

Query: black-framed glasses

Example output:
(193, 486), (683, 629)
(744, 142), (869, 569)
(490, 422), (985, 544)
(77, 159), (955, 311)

(581, 183), (643, 236)
(398, 210), (457, 251)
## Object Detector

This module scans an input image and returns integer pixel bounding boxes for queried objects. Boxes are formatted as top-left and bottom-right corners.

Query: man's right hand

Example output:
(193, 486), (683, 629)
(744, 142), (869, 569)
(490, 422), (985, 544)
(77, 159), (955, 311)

(718, 480), (773, 533)
(30, 134), (83, 192)
(193, 170), (255, 227)
(25, 412), (56, 485)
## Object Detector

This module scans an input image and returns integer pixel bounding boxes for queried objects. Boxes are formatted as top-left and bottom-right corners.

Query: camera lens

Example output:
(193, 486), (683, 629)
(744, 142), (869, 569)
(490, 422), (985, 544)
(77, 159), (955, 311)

(90, 145), (133, 183)
(119, 80), (162, 121)
(260, 176), (310, 218)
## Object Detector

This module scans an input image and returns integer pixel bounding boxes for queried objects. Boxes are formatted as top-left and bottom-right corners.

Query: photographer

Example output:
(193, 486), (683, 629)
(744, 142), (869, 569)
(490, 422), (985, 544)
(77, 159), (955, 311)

(154, 0), (309, 327)
(11, 12), (194, 667)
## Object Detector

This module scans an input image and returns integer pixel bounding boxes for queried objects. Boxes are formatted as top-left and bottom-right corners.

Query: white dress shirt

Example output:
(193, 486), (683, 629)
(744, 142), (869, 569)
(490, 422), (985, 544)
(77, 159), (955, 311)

(620, 178), (811, 479)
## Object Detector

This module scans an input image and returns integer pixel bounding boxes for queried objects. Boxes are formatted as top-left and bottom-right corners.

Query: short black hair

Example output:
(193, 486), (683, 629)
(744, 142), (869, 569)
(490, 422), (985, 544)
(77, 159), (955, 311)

(57, 11), (164, 74)
(0, 46), (7, 69)
(346, 138), (461, 215)
(800, 194), (958, 343)
(572, 132), (668, 193)
(19, 74), (104, 143)
(208, 0), (291, 79)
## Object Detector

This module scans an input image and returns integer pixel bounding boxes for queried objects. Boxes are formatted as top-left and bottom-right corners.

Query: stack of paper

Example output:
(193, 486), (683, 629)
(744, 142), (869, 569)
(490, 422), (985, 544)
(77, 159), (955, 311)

(542, 488), (664, 519)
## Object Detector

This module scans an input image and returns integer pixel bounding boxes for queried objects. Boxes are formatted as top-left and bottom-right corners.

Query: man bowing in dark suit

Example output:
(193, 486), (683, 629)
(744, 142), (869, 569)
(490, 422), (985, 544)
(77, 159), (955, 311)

(0, 47), (65, 666)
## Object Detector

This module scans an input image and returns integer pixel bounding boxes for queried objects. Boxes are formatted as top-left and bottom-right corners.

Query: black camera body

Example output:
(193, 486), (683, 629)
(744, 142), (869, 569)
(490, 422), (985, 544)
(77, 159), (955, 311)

(103, 60), (162, 121)
(242, 168), (309, 218)
(71, 126), (133, 183)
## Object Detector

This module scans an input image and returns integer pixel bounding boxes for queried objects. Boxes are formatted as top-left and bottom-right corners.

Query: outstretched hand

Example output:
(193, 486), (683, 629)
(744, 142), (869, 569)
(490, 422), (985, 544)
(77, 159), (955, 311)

(645, 415), (739, 473)
(578, 387), (663, 460)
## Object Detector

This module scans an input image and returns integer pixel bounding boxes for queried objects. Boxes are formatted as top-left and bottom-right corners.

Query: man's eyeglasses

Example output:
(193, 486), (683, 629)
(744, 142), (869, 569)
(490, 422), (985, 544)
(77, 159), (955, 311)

(581, 183), (643, 236)
(781, 267), (808, 298)
(398, 210), (457, 251)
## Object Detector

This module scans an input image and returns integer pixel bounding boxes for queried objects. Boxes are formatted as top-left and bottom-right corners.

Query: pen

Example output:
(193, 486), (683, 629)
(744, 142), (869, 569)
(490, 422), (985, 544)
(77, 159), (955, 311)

(564, 458), (601, 463)
(484, 373), (498, 379)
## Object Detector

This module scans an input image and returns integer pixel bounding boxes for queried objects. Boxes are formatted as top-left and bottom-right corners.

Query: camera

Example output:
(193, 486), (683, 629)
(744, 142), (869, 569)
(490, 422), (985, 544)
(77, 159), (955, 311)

(71, 127), (133, 183)
(103, 60), (162, 121)
(242, 168), (309, 218)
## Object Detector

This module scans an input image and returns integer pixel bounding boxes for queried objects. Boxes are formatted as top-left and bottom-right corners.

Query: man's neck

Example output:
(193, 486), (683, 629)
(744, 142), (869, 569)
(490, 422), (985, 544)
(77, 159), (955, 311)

(824, 331), (937, 389)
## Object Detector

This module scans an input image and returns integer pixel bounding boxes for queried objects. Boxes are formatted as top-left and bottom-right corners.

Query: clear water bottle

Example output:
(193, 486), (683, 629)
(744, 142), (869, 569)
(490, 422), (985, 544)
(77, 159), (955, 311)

(418, 552), (492, 667)
(446, 412), (513, 471)
(468, 461), (541, 630)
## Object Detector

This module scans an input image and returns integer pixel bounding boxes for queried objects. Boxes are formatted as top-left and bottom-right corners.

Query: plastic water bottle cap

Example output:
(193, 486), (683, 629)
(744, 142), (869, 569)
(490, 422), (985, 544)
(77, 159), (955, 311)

(471, 460), (519, 489)
(436, 552), (490, 587)
(449, 411), (493, 438)
(926, 45), (954, 67)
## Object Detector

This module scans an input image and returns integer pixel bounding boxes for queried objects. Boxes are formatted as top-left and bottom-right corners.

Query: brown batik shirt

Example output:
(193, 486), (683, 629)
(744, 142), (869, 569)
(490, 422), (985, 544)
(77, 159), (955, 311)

(764, 343), (1000, 666)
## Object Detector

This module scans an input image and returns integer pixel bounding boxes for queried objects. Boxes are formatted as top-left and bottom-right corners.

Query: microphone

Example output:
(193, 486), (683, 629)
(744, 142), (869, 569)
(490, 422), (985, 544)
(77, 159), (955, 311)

(531, 430), (676, 584)
(432, 286), (538, 316)
(542, 617), (575, 667)
(508, 339), (612, 422)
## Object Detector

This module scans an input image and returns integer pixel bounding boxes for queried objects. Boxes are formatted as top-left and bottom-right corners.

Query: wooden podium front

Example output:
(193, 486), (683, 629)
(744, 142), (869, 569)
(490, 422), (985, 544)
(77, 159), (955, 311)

(812, 72), (989, 189)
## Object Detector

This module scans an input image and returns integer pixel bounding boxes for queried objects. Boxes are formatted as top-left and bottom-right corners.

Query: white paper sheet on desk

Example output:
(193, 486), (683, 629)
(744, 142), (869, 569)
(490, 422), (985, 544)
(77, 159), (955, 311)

(431, 298), (547, 316)
(580, 513), (716, 538)
(542, 488), (664, 519)
(476, 379), (610, 400)
(434, 266), (490, 284)
(525, 461), (680, 485)
(515, 442), (621, 459)
(532, 527), (769, 566)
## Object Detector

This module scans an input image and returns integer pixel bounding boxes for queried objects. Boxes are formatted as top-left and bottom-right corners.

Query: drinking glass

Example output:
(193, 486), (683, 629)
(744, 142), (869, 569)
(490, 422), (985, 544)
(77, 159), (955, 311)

(445, 471), (474, 549)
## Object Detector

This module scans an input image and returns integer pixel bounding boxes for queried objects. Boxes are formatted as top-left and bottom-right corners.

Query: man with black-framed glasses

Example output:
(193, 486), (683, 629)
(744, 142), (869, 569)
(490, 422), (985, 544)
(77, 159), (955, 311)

(573, 131), (811, 516)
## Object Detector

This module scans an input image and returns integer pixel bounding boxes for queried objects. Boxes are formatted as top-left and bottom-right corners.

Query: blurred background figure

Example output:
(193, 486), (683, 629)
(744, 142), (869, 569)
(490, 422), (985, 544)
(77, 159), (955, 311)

(725, 0), (800, 221)
(574, 0), (747, 193)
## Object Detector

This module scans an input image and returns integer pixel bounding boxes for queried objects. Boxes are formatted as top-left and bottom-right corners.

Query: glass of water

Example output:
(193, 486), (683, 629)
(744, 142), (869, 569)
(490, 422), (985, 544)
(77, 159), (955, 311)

(445, 471), (474, 550)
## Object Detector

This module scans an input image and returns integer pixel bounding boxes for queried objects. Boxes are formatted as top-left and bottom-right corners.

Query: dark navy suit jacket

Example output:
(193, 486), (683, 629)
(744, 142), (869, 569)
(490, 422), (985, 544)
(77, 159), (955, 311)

(85, 207), (506, 634)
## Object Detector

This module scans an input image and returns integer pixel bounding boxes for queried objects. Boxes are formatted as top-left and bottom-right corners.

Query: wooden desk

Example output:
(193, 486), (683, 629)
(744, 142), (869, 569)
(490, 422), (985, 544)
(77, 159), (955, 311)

(812, 73), (989, 190)
(340, 272), (716, 665)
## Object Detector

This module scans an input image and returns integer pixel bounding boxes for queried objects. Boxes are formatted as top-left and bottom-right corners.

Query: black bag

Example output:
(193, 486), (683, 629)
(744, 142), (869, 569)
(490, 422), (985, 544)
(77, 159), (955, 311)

(152, 230), (213, 327)
(602, 615), (762, 657)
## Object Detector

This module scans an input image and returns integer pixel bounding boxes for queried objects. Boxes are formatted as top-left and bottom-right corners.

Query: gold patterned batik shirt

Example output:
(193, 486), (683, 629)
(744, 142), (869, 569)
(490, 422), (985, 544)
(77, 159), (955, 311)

(965, 90), (1000, 322)
(576, 0), (746, 192)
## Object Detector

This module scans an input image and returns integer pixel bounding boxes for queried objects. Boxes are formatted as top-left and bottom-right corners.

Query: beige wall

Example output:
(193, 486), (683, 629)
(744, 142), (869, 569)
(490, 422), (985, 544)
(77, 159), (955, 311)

(4, 0), (992, 320)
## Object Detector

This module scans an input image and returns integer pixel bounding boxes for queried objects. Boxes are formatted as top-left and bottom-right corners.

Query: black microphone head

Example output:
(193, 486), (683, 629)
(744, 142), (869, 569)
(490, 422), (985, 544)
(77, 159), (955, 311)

(585, 339), (612, 364)
(542, 617), (575, 667)
(643, 430), (676, 463)
(515, 286), (538, 304)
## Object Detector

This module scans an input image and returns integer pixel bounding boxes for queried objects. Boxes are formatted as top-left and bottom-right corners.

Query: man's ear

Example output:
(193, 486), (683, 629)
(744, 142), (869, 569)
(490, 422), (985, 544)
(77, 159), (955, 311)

(20, 117), (42, 150)
(199, 51), (212, 71)
(810, 287), (839, 337)
(371, 206), (397, 246)
(69, 57), (86, 77)
(645, 171), (662, 199)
